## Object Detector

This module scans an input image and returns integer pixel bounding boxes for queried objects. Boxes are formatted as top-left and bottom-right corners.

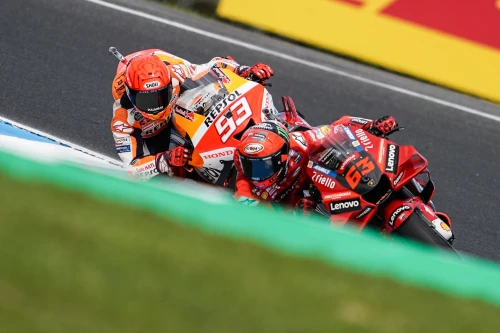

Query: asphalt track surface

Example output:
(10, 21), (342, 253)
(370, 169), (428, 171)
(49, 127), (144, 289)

(2, 0), (500, 260)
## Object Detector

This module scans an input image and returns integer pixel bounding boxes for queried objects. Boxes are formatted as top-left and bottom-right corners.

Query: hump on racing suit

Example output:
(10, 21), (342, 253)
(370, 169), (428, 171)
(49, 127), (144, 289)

(110, 49), (252, 180)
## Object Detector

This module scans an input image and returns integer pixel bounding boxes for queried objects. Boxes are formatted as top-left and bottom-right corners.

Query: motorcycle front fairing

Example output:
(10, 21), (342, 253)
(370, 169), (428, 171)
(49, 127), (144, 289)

(172, 67), (270, 186)
(307, 125), (432, 228)
(306, 125), (384, 226)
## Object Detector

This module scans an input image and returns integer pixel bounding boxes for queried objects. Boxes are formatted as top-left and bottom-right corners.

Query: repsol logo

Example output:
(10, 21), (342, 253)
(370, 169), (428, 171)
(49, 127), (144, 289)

(204, 90), (242, 127)
(389, 205), (411, 227)
(385, 144), (399, 174)
(329, 198), (360, 214)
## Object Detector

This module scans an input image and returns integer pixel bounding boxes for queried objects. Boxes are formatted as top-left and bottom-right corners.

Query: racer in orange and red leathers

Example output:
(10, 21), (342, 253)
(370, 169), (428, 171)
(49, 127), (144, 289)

(111, 49), (274, 180)
(233, 116), (398, 212)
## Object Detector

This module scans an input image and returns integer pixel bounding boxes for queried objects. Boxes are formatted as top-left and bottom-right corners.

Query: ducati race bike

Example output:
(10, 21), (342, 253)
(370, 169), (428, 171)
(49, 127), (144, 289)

(294, 121), (456, 251)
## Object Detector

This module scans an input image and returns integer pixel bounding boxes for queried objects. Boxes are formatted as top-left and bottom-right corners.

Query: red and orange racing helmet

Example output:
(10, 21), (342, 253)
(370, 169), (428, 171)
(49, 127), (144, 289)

(124, 54), (173, 121)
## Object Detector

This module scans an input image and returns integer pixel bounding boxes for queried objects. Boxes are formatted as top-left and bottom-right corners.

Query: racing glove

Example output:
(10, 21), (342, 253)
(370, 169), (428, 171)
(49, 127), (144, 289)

(295, 198), (317, 216)
(155, 146), (192, 174)
(237, 63), (274, 82)
(363, 115), (398, 136)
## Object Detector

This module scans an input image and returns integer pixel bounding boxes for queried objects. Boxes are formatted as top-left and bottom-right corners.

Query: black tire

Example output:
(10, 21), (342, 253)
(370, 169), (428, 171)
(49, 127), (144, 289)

(394, 211), (459, 255)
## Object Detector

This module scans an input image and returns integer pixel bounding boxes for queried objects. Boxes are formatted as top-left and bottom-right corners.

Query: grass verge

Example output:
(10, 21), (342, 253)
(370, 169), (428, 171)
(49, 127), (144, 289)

(0, 172), (499, 333)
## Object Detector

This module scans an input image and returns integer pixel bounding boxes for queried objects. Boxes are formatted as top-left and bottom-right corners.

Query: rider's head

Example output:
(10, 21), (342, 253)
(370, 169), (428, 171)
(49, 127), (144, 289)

(124, 54), (173, 121)
(237, 121), (290, 188)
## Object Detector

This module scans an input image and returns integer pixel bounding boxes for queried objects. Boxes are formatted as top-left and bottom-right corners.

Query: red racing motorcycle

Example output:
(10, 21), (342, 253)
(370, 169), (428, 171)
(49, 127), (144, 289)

(292, 119), (456, 251)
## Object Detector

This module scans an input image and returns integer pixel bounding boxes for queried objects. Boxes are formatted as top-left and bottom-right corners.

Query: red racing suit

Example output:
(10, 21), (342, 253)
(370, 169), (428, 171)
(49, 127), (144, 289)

(233, 116), (374, 208)
(111, 49), (255, 180)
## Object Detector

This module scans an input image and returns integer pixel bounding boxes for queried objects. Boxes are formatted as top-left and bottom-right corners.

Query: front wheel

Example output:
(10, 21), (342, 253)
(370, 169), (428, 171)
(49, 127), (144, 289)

(394, 210), (459, 255)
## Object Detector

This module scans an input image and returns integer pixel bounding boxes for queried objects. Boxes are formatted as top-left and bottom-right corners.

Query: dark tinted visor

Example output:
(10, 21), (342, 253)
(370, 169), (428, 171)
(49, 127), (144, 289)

(128, 85), (172, 114)
(240, 152), (283, 182)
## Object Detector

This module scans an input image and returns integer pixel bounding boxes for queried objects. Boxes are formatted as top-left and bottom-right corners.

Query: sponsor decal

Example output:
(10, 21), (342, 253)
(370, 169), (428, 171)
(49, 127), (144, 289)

(440, 221), (451, 232)
(276, 177), (301, 202)
(312, 171), (335, 189)
(142, 120), (167, 137)
(115, 137), (130, 146)
(244, 143), (264, 154)
(113, 121), (133, 134)
(202, 149), (235, 159)
(171, 65), (186, 79)
(276, 125), (290, 140)
(329, 198), (361, 214)
(389, 205), (412, 227)
(198, 167), (222, 183)
(116, 145), (131, 153)
(133, 111), (144, 121)
(261, 191), (268, 199)
(307, 160), (314, 168)
(292, 166), (302, 178)
(262, 91), (270, 110)
(344, 127), (363, 152)
(253, 122), (273, 130)
(312, 164), (332, 175)
(393, 171), (404, 186)
(323, 191), (352, 201)
(292, 133), (307, 149)
(384, 144), (399, 174)
(350, 117), (370, 125)
(339, 154), (356, 172)
(203, 90), (242, 127)
(211, 64), (231, 84)
(313, 128), (325, 140)
(378, 139), (385, 164)
(252, 132), (268, 141)
(424, 205), (434, 215)
(144, 81), (160, 90)
(344, 126), (356, 141)
(147, 106), (163, 112)
(355, 207), (373, 219)
(174, 104), (194, 121)
(375, 189), (392, 205)
(320, 126), (331, 136)
(318, 148), (341, 170)
(355, 128), (373, 150)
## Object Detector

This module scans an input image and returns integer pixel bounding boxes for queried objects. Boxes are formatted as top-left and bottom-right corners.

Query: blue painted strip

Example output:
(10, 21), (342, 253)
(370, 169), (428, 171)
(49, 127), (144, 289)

(0, 121), (60, 145)
(343, 126), (363, 152)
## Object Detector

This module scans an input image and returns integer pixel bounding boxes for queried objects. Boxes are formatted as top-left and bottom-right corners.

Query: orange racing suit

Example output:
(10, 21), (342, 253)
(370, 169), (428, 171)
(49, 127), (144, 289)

(111, 49), (256, 180)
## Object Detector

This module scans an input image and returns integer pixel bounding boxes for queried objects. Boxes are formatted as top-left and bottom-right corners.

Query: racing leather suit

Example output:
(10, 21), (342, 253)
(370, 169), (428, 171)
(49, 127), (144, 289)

(111, 49), (259, 180)
(234, 116), (377, 208)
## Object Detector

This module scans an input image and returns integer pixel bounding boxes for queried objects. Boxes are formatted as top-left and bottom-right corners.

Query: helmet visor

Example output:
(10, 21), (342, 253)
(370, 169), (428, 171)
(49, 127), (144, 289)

(240, 152), (283, 182)
(128, 85), (173, 114)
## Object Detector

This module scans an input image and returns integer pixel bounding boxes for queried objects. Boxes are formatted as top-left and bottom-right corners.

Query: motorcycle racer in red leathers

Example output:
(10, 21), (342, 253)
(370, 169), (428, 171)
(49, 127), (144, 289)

(110, 48), (274, 180)
(233, 115), (398, 213)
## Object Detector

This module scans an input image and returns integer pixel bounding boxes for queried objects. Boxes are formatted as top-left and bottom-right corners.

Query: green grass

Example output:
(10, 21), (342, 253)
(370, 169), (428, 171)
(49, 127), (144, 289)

(0, 172), (499, 333)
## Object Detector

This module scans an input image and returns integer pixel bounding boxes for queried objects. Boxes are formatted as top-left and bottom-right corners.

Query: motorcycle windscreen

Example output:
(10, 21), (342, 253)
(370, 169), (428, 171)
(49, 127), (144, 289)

(240, 152), (283, 182)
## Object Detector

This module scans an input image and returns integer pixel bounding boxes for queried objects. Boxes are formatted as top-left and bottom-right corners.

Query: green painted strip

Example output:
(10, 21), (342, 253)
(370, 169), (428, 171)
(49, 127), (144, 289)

(1, 151), (500, 305)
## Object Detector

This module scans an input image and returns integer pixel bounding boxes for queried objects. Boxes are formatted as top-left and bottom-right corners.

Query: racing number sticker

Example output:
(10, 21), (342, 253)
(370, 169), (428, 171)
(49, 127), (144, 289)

(215, 97), (252, 143)
(345, 156), (375, 189)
